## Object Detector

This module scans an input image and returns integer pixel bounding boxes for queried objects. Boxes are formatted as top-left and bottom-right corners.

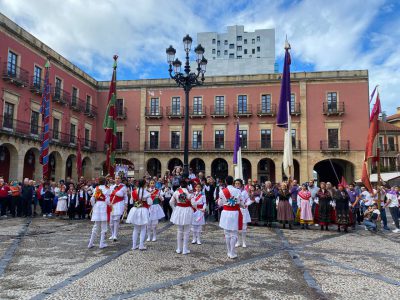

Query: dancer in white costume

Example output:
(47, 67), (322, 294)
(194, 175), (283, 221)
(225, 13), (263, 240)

(126, 179), (152, 250)
(109, 175), (128, 241)
(218, 176), (244, 259)
(88, 177), (111, 249)
(146, 179), (165, 242)
(170, 180), (193, 254)
(191, 183), (206, 245)
(234, 179), (251, 248)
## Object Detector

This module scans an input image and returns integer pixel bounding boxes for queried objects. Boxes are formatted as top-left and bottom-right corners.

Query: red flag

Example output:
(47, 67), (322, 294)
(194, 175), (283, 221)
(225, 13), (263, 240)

(340, 176), (348, 187)
(362, 93), (381, 192)
(76, 129), (82, 179)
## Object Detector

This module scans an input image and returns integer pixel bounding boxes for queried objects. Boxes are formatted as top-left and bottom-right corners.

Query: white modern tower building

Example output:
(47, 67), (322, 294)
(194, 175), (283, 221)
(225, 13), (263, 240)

(197, 25), (275, 76)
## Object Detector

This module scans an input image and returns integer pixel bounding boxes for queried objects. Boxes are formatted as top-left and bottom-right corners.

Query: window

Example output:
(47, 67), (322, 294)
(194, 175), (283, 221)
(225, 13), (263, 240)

(33, 66), (42, 88)
(244, 49), (248, 54)
(224, 40), (228, 45)
(85, 95), (91, 112)
(327, 92), (338, 111)
(3, 102), (14, 129)
(217, 50), (220, 56)
(257, 36), (260, 42)
(192, 130), (202, 149)
(261, 129), (271, 149)
(116, 99), (124, 117)
(150, 131), (159, 149)
(84, 128), (90, 147)
(224, 50), (228, 55)
(70, 124), (76, 144)
(150, 98), (159, 115)
(244, 39), (247, 44)
(217, 40), (220, 46)
(237, 36), (242, 41)
(215, 130), (224, 149)
(252, 49), (255, 54)
(379, 136), (384, 150)
(328, 129), (339, 148)
(193, 97), (202, 114)
(212, 38), (216, 44)
(171, 131), (180, 149)
(237, 95), (247, 113)
(171, 97), (180, 115)
(30, 111), (39, 135)
(239, 130), (247, 149)
(7, 51), (18, 76)
(229, 44), (234, 49)
(212, 49), (216, 54)
(55, 77), (62, 98)
(291, 129), (296, 148)
(71, 87), (78, 106)
(388, 136), (395, 151)
(290, 94), (296, 113)
(229, 53), (234, 59)
(215, 96), (225, 115)
(257, 46), (260, 52)
(237, 46), (242, 51)
(261, 94), (271, 113)
(116, 132), (123, 149)
(237, 56), (242, 59)
(252, 39), (255, 44)
(53, 118), (60, 140)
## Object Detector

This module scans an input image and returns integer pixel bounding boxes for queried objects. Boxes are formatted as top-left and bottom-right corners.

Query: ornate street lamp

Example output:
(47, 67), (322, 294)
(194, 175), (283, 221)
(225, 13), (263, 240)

(166, 34), (207, 178)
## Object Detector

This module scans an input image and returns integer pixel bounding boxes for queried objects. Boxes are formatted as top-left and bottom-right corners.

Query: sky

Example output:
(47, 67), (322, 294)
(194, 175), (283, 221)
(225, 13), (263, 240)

(0, 0), (399, 114)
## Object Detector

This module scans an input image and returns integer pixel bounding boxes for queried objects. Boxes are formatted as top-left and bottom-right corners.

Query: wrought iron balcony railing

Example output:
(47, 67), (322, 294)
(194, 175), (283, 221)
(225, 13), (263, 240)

(2, 62), (29, 87)
(323, 102), (345, 115)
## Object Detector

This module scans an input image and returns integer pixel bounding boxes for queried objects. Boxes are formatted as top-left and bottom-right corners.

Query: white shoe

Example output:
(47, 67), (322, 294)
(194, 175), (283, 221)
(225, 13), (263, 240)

(197, 240), (202, 245)
(192, 239), (196, 244)
(152, 237), (157, 242)
(176, 249), (182, 254)
(314, 224), (319, 227)
(109, 236), (114, 240)
(392, 222), (395, 225)
(99, 243), (108, 249)
(182, 249), (190, 255)
(365, 227), (368, 231)
(88, 243), (94, 249)
(139, 246), (147, 251)
(132, 246), (138, 250)
(230, 253), (238, 259)
(43, 214), (46, 217)
(147, 237), (151, 242)
(235, 241), (240, 248)
(392, 228), (400, 233)
(242, 243), (247, 248)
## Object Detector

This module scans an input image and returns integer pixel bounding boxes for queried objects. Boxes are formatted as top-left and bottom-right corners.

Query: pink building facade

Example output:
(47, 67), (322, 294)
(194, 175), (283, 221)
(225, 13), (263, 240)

(0, 13), (370, 184)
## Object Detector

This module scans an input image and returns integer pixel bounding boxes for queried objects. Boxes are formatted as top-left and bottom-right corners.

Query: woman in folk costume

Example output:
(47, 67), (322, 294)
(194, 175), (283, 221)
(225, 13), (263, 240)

(126, 179), (152, 250)
(169, 180), (193, 255)
(297, 184), (313, 229)
(317, 182), (333, 230)
(147, 179), (165, 242)
(234, 179), (251, 248)
(333, 184), (351, 233)
(276, 182), (294, 229)
(218, 176), (244, 259)
(55, 185), (68, 216)
(191, 183), (206, 245)
(109, 176), (128, 241)
(260, 181), (277, 227)
(88, 177), (111, 249)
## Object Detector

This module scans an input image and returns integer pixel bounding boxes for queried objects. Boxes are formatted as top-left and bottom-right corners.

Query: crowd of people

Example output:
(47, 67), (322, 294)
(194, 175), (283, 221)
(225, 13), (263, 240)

(0, 165), (399, 259)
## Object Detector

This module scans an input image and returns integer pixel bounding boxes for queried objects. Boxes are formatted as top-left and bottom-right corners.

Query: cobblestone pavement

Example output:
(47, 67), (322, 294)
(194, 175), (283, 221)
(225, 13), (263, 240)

(0, 216), (399, 300)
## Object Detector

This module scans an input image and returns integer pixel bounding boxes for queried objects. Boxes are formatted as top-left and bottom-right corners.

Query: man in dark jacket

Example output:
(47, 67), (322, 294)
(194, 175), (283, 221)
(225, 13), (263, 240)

(21, 178), (34, 217)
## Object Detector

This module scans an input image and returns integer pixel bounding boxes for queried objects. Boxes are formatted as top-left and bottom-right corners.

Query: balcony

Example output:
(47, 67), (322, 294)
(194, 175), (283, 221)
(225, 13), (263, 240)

(145, 107), (163, 119)
(210, 105), (229, 118)
(144, 140), (301, 152)
(0, 116), (41, 142)
(323, 102), (345, 115)
(380, 144), (399, 154)
(257, 104), (276, 117)
(189, 106), (207, 118)
(2, 62), (29, 87)
(29, 77), (45, 96)
(52, 87), (70, 106)
(234, 104), (253, 117)
(70, 97), (85, 112)
(290, 103), (301, 116)
(116, 107), (127, 120)
(320, 140), (350, 152)
(166, 106), (184, 118)
(83, 139), (97, 152)
(116, 142), (129, 153)
(84, 103), (97, 118)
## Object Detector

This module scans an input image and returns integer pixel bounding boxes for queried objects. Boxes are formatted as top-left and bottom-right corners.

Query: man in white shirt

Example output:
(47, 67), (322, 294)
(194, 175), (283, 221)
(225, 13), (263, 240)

(386, 186), (399, 233)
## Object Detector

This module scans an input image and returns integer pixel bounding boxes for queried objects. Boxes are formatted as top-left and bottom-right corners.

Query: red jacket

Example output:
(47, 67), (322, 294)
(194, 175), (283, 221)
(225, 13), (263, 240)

(0, 184), (10, 198)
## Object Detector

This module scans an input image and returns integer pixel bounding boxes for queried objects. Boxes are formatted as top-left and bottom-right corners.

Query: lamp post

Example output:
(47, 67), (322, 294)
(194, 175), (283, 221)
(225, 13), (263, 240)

(166, 34), (207, 178)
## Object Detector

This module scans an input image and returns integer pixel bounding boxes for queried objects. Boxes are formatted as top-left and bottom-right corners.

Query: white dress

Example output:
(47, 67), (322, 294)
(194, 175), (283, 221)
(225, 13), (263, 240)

(110, 184), (128, 220)
(240, 189), (251, 224)
(90, 185), (111, 222)
(148, 188), (165, 221)
(218, 185), (243, 231)
(191, 192), (206, 226)
(56, 194), (68, 212)
(170, 188), (193, 225)
(126, 189), (152, 225)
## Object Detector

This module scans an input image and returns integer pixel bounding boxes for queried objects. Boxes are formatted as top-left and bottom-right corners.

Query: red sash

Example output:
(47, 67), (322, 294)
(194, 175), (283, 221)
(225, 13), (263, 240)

(111, 184), (124, 205)
(222, 187), (243, 230)
(177, 188), (193, 209)
(132, 189), (150, 209)
(194, 193), (204, 210)
(149, 189), (159, 200)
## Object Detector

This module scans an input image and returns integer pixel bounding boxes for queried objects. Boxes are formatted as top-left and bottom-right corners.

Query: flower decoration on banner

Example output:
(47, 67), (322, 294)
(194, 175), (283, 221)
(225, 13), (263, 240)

(227, 197), (237, 206)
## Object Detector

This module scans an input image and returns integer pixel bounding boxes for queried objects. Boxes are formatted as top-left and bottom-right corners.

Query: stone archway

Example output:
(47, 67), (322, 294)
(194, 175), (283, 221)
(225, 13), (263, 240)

(168, 158), (183, 172)
(190, 158), (205, 174)
(23, 148), (40, 180)
(82, 156), (93, 179)
(313, 159), (355, 186)
(242, 158), (252, 182)
(65, 154), (77, 181)
(147, 158), (162, 177)
(0, 143), (18, 181)
(49, 151), (62, 182)
(281, 159), (300, 182)
(211, 158), (228, 181)
(257, 158), (276, 184)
